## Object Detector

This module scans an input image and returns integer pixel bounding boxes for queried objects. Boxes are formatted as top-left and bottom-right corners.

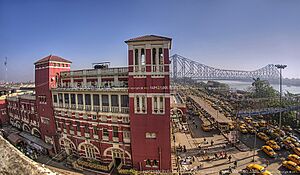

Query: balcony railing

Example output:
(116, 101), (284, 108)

(85, 105), (91, 111)
(71, 104), (76, 109)
(78, 105), (84, 110)
(102, 106), (110, 112)
(121, 107), (129, 113)
(113, 137), (119, 142)
(93, 106), (100, 112)
(111, 107), (119, 113)
(102, 135), (109, 141)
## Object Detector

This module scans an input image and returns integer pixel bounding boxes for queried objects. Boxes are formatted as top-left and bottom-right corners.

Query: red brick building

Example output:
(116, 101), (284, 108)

(3, 35), (172, 172)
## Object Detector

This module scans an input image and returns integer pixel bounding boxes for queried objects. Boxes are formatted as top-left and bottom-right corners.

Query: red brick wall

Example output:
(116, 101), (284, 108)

(0, 100), (8, 125)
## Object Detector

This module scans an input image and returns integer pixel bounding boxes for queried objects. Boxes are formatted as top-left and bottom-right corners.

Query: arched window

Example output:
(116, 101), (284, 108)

(134, 49), (139, 65)
(146, 159), (151, 166)
(153, 160), (158, 167)
(141, 48), (145, 66)
(159, 48), (163, 65)
(152, 48), (156, 65)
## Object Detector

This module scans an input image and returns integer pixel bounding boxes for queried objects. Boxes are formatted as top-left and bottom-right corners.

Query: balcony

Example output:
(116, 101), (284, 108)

(94, 135), (99, 139)
(71, 104), (76, 110)
(85, 105), (91, 111)
(111, 107), (119, 113)
(77, 105), (84, 110)
(93, 106), (100, 112)
(121, 107), (129, 113)
(60, 67), (128, 78)
(102, 106), (110, 113)
(65, 103), (70, 109)
(123, 138), (130, 143)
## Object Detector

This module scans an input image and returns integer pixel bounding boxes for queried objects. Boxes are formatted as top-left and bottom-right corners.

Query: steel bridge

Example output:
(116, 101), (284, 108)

(170, 54), (280, 81)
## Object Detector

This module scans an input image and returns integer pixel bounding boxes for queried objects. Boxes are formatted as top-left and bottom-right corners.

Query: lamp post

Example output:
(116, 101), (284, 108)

(275, 64), (287, 129)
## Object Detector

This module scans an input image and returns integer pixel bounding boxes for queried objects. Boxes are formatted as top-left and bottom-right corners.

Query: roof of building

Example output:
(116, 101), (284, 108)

(34, 55), (72, 64)
(125, 35), (172, 43)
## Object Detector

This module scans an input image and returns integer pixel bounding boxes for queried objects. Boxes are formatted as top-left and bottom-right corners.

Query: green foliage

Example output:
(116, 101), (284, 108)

(250, 78), (278, 98)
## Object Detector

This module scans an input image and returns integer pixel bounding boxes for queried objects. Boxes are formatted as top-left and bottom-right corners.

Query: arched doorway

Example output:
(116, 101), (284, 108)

(103, 147), (131, 166)
(32, 128), (41, 138)
(59, 137), (76, 155)
(22, 123), (30, 132)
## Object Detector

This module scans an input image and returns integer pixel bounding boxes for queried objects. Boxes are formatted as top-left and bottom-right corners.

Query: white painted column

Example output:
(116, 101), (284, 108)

(156, 47), (159, 72)
(91, 94), (94, 111)
(108, 94), (111, 112)
(138, 48), (141, 71)
(83, 93), (86, 110)
(97, 77), (101, 88)
(118, 95), (121, 112)
(75, 93), (78, 109)
(62, 93), (65, 108)
(69, 93), (71, 108)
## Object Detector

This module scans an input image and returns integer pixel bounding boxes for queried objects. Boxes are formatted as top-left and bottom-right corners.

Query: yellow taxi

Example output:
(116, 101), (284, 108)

(228, 123), (235, 130)
(240, 125), (248, 134)
(244, 164), (272, 175)
(293, 147), (300, 156)
(244, 116), (252, 123)
(259, 120), (267, 127)
(252, 121), (259, 128)
(283, 139), (294, 149)
(257, 132), (270, 141)
(247, 126), (256, 134)
(288, 154), (300, 165)
(266, 140), (281, 150)
(262, 145), (277, 158)
(282, 160), (300, 172)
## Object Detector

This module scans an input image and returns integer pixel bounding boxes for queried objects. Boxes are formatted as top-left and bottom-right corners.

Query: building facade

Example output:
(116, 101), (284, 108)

(2, 35), (172, 171)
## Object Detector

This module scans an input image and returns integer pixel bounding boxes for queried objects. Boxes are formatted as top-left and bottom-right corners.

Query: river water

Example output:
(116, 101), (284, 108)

(215, 80), (300, 94)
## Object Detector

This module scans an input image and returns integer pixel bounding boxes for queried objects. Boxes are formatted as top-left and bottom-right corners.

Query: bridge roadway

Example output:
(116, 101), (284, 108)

(238, 105), (300, 117)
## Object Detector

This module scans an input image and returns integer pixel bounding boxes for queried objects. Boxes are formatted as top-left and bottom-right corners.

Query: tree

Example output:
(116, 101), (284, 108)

(250, 78), (278, 98)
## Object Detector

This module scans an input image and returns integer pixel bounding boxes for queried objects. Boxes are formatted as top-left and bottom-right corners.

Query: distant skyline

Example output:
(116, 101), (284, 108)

(1, 0), (300, 82)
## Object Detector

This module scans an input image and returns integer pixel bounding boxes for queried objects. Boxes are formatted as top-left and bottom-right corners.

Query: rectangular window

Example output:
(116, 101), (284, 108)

(146, 132), (156, 139)
(121, 95), (129, 107)
(111, 95), (118, 107)
(92, 115), (97, 120)
(85, 124), (89, 133)
(103, 128), (109, 137)
(159, 96), (164, 113)
(93, 94), (100, 106)
(85, 94), (91, 105)
(93, 126), (98, 135)
(113, 126), (118, 137)
(58, 93), (63, 103)
(71, 94), (76, 104)
(53, 95), (58, 103)
(77, 94), (83, 105)
(64, 94), (69, 104)
(102, 95), (109, 106)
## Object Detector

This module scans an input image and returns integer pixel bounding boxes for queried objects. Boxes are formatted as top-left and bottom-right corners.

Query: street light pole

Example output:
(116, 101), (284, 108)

(275, 64), (287, 129)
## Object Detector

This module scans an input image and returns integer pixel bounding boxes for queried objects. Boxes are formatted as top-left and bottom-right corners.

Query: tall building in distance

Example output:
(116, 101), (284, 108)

(4, 35), (172, 172)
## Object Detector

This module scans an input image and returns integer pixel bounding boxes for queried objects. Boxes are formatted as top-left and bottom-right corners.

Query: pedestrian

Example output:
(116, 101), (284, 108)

(266, 160), (269, 167)
(195, 124), (198, 129)
(211, 140), (214, 146)
(214, 153), (218, 159)
(228, 155), (232, 162)
(234, 160), (237, 168)
(204, 138), (207, 143)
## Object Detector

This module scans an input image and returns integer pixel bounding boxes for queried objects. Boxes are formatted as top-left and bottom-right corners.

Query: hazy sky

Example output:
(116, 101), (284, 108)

(1, 0), (300, 82)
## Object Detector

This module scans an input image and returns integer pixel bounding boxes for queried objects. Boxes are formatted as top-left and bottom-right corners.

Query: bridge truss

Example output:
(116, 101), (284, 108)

(170, 54), (280, 81)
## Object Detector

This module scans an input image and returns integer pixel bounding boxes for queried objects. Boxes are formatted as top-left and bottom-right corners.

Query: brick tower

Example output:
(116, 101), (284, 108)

(125, 35), (172, 171)
(34, 55), (71, 155)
